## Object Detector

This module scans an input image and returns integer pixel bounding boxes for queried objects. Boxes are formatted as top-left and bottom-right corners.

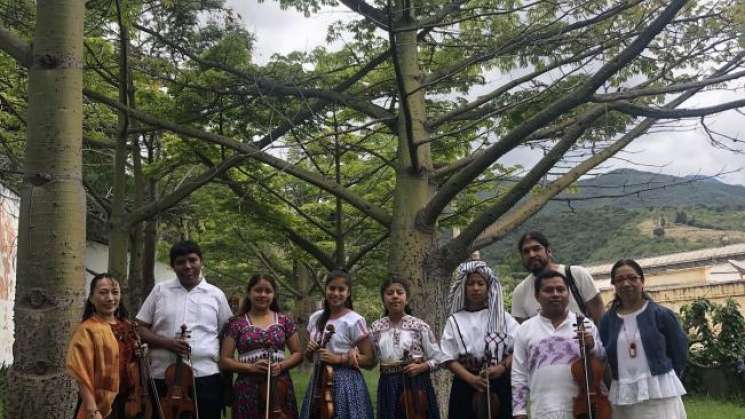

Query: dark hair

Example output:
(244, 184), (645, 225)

(609, 259), (652, 310)
(380, 278), (413, 316)
(169, 240), (203, 266)
(82, 273), (129, 321)
(238, 273), (281, 315)
(315, 270), (354, 332)
(518, 231), (551, 252)
(533, 269), (567, 296)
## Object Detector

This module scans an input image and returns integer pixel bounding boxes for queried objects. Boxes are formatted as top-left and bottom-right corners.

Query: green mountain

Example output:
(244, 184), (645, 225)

(481, 169), (745, 275)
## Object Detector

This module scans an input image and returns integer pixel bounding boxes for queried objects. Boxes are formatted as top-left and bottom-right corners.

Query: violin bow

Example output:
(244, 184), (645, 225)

(577, 316), (593, 419)
(132, 321), (166, 419)
(265, 348), (272, 419)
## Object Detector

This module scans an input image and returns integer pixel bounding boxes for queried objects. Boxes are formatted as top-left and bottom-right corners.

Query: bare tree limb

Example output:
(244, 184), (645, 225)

(418, 0), (687, 228)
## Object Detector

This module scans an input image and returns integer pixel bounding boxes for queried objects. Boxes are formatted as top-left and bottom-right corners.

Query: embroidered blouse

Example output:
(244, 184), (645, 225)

(307, 309), (369, 354)
(370, 315), (447, 370)
(223, 311), (297, 366)
(511, 311), (606, 418)
(440, 308), (519, 370)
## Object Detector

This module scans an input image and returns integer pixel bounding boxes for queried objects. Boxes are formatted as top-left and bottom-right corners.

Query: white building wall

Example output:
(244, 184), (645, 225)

(0, 184), (19, 366)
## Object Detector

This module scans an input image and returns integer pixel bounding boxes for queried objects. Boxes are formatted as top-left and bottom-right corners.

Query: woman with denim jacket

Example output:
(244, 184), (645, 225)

(599, 259), (688, 419)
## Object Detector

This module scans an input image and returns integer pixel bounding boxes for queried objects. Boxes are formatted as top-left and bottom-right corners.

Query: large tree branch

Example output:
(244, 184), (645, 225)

(469, 63), (732, 251)
(441, 107), (605, 264)
(613, 99), (745, 119)
(593, 69), (745, 103)
(418, 0), (687, 228)
(125, 153), (242, 226)
(340, 0), (389, 30)
(218, 165), (338, 271)
(344, 231), (389, 271)
(422, 0), (642, 88)
(133, 23), (395, 124)
(0, 26), (31, 66)
(85, 89), (393, 227)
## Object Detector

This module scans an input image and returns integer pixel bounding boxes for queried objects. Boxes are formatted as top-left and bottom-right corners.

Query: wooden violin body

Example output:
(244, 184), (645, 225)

(258, 348), (293, 419)
(571, 315), (611, 419)
(160, 324), (196, 419)
(125, 322), (153, 419)
(308, 324), (336, 419)
(399, 351), (428, 419)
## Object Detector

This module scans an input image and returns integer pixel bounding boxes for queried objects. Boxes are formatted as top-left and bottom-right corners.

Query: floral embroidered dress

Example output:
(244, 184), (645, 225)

(511, 311), (606, 419)
(224, 312), (299, 419)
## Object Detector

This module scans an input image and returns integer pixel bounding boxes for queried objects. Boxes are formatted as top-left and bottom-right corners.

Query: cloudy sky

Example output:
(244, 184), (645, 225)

(226, 0), (745, 186)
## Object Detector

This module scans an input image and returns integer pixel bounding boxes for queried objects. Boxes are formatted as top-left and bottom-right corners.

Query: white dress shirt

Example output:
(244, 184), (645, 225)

(136, 277), (232, 378)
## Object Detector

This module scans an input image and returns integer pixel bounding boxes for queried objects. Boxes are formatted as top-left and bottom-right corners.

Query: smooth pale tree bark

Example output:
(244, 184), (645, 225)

(108, 0), (131, 287)
(6, 1), (86, 418)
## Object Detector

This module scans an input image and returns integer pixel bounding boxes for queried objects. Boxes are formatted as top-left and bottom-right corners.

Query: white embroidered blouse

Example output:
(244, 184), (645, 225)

(370, 314), (447, 370)
(307, 309), (370, 354)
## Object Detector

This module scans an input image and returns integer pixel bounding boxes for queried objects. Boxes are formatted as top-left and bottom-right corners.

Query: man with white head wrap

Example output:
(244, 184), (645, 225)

(440, 260), (520, 419)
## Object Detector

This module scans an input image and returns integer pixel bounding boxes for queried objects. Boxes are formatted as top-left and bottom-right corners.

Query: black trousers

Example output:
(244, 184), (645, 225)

(152, 373), (224, 419)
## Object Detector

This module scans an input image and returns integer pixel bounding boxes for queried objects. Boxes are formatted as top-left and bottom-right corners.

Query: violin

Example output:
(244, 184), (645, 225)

(258, 347), (293, 419)
(471, 353), (500, 419)
(124, 321), (155, 419)
(308, 324), (336, 419)
(160, 324), (197, 419)
(571, 315), (611, 419)
(399, 350), (428, 419)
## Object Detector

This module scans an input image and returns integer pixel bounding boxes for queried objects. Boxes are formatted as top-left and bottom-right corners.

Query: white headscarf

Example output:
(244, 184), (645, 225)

(448, 260), (511, 362)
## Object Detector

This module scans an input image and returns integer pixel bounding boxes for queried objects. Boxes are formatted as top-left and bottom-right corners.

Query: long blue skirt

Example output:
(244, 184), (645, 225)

(377, 372), (440, 419)
(300, 365), (374, 419)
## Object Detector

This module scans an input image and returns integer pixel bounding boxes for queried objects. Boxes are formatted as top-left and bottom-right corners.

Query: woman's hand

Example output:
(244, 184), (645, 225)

(85, 409), (103, 419)
(575, 330), (595, 350)
(466, 371), (488, 392)
(249, 359), (269, 374)
(305, 339), (320, 354)
(403, 361), (430, 377)
(270, 362), (284, 376)
(318, 348), (339, 364)
(487, 363), (508, 379)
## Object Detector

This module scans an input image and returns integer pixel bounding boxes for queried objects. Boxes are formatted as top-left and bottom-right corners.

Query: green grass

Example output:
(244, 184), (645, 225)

(685, 396), (745, 419)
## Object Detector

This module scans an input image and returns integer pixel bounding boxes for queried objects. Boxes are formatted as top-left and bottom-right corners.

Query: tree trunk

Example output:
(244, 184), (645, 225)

(291, 261), (317, 373)
(387, 8), (453, 416)
(6, 1), (86, 417)
(142, 177), (159, 295)
(108, 3), (131, 288)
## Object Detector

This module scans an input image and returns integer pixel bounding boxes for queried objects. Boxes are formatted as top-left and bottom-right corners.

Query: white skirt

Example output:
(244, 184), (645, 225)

(611, 396), (687, 419)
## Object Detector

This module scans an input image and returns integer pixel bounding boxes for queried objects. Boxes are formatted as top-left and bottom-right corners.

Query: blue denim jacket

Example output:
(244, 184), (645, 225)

(599, 300), (688, 380)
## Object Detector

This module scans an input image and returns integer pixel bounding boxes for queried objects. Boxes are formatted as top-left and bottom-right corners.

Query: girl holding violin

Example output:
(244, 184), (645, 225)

(599, 259), (687, 419)
(440, 260), (519, 419)
(219, 273), (304, 419)
(300, 270), (375, 419)
(66, 273), (147, 419)
(370, 278), (445, 419)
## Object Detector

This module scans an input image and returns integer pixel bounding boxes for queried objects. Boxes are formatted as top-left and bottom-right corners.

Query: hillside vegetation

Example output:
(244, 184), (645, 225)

(482, 169), (745, 275)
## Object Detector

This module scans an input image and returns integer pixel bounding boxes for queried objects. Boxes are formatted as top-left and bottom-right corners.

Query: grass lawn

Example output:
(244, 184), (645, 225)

(1, 377), (744, 418)
(685, 395), (745, 419)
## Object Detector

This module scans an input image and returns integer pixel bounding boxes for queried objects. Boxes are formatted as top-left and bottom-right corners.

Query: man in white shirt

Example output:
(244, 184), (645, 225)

(511, 269), (606, 419)
(511, 231), (604, 324)
(136, 240), (233, 419)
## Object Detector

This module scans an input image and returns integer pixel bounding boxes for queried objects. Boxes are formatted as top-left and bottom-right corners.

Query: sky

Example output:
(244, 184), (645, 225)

(225, 0), (745, 186)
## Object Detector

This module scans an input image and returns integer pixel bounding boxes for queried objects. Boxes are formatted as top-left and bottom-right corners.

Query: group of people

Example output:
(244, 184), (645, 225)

(66, 231), (690, 419)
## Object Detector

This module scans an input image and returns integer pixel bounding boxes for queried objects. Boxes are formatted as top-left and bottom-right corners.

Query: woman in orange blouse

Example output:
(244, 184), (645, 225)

(66, 273), (142, 419)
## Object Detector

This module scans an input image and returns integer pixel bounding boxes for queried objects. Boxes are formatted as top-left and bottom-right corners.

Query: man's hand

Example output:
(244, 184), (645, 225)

(168, 337), (190, 356)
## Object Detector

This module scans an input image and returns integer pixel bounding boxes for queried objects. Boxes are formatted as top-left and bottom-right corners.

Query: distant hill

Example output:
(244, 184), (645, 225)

(481, 169), (745, 276)
(543, 168), (745, 212)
